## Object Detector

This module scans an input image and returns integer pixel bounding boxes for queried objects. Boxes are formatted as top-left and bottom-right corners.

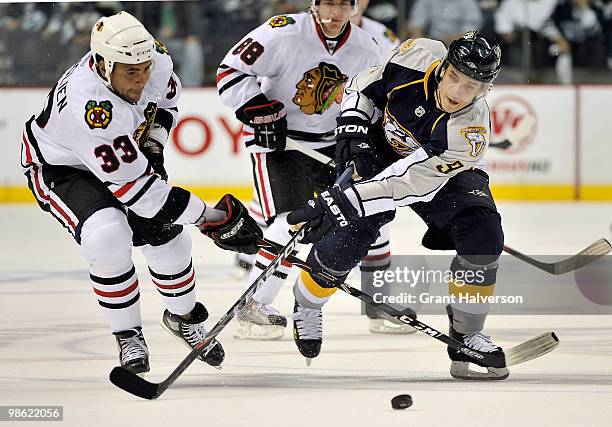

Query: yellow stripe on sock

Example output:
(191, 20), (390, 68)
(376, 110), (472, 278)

(448, 279), (496, 298)
(300, 270), (337, 299)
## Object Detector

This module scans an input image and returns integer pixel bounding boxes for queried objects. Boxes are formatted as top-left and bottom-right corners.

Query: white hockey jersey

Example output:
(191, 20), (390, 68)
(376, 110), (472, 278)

(217, 12), (382, 152)
(341, 38), (492, 217)
(21, 47), (205, 224)
(358, 16), (400, 59)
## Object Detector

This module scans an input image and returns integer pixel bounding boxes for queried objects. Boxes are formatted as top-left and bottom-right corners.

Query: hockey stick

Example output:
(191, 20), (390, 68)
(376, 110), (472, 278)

(259, 238), (559, 368)
(286, 139), (612, 274)
(109, 227), (308, 399)
(108, 169), (354, 399)
(503, 239), (611, 275)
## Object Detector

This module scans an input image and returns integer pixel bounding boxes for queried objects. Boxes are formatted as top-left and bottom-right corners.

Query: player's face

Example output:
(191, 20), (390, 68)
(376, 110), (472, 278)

(110, 61), (153, 103)
(437, 64), (486, 113)
(294, 69), (319, 114)
(318, 0), (353, 37)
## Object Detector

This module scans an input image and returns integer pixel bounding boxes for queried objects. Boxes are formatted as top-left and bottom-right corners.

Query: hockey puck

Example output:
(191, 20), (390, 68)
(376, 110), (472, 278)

(391, 394), (413, 410)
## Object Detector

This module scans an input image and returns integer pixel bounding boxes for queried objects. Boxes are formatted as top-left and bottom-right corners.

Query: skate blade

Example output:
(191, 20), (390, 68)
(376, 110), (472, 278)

(450, 361), (509, 381)
(305, 358), (312, 367)
(506, 332), (559, 366)
(369, 319), (417, 335)
(160, 320), (223, 369)
(233, 322), (284, 341)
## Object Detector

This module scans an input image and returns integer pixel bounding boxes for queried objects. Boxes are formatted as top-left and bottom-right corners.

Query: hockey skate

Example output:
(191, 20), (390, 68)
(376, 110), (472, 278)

(292, 300), (322, 365)
(161, 302), (225, 368)
(113, 327), (150, 376)
(366, 304), (417, 334)
(233, 298), (287, 340)
(234, 252), (253, 273)
(446, 305), (509, 380)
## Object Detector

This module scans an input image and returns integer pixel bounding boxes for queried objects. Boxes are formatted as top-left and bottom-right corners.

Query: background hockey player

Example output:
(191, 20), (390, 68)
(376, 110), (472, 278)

(217, 0), (411, 340)
(351, 0), (400, 58)
(20, 12), (262, 375)
(349, 0), (414, 335)
(287, 31), (510, 380)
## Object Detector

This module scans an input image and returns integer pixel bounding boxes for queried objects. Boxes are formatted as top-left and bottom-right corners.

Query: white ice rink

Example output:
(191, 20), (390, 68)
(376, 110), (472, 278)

(1, 202), (611, 427)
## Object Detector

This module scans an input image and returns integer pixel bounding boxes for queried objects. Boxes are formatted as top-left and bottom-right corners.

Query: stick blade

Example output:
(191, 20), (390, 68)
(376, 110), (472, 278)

(554, 238), (612, 274)
(109, 367), (162, 400)
(505, 332), (559, 367)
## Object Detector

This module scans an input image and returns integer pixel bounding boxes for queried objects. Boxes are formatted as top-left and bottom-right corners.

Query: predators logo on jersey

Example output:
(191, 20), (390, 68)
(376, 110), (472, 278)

(133, 102), (158, 144)
(461, 126), (487, 157)
(400, 38), (417, 53)
(383, 111), (421, 156)
(269, 15), (296, 28)
(84, 100), (113, 129)
(293, 62), (347, 115)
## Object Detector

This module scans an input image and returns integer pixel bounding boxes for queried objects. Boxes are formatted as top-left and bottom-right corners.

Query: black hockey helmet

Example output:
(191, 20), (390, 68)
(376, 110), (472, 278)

(442, 31), (501, 84)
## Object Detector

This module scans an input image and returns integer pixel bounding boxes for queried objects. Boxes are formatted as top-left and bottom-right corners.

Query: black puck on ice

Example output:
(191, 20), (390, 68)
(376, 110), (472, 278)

(391, 394), (413, 409)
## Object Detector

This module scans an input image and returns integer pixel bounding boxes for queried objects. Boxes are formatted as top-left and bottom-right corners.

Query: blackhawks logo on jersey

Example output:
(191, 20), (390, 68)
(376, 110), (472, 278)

(384, 28), (399, 44)
(133, 102), (158, 145)
(269, 15), (296, 28)
(293, 62), (347, 115)
(155, 39), (169, 55)
(85, 100), (112, 129)
(461, 126), (487, 157)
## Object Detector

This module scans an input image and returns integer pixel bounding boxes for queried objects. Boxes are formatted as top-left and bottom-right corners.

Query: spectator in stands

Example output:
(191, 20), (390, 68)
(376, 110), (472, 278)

(607, 1), (612, 69)
(494, 0), (570, 82)
(477, 0), (500, 40)
(549, 0), (607, 76)
(125, 1), (206, 86)
(406, 0), (482, 46)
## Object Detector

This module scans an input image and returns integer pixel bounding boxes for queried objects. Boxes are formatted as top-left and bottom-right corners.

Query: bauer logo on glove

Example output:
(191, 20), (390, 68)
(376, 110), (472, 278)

(220, 217), (245, 239)
(198, 194), (263, 254)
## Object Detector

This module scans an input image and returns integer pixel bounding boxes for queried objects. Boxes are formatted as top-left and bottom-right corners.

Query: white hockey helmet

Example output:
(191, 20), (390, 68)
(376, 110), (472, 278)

(90, 11), (155, 85)
(311, 0), (359, 24)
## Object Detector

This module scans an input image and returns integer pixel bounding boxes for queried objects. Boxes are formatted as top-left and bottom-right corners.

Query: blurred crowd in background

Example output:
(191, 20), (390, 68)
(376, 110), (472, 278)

(0, 0), (611, 86)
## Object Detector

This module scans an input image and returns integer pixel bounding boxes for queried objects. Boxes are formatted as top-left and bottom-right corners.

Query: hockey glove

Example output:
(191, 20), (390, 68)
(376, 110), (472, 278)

(243, 100), (288, 151)
(198, 194), (263, 254)
(287, 186), (358, 244)
(334, 116), (384, 181)
(141, 139), (168, 181)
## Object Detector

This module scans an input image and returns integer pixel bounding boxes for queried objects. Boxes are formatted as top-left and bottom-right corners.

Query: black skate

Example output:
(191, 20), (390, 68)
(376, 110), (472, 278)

(292, 300), (322, 364)
(161, 302), (225, 368)
(113, 327), (150, 375)
(366, 304), (417, 335)
(446, 305), (509, 380)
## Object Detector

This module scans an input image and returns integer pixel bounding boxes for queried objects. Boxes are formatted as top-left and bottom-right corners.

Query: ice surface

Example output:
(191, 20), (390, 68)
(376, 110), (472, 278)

(1, 202), (611, 426)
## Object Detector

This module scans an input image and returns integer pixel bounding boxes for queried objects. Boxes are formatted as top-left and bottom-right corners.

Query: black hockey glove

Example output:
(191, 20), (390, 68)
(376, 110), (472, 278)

(243, 100), (288, 151)
(335, 116), (384, 181)
(198, 194), (263, 254)
(141, 139), (168, 181)
(287, 186), (358, 244)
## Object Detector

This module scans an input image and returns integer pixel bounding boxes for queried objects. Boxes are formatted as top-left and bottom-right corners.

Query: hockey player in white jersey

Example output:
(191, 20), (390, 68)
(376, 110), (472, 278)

(216, 0), (405, 340)
(351, 0), (400, 58)
(287, 31), (510, 380)
(348, 0), (415, 335)
(21, 12), (262, 375)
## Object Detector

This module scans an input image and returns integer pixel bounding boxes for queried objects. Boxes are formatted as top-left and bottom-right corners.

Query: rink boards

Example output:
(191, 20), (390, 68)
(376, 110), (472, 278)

(1, 85), (611, 202)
